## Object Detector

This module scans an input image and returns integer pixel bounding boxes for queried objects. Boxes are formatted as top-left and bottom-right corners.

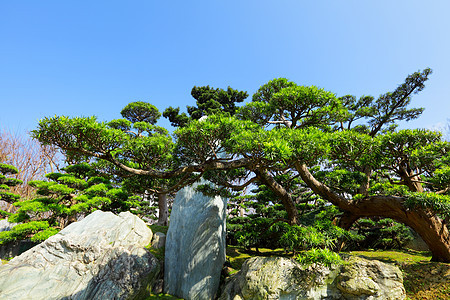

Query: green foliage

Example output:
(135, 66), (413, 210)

(31, 227), (59, 242)
(271, 85), (345, 128)
(0, 163), (18, 175)
(405, 193), (450, 219)
(349, 218), (413, 250)
(1, 163), (142, 245)
(251, 78), (297, 103)
(279, 224), (333, 251)
(108, 118), (132, 131)
(0, 190), (20, 202)
(232, 218), (278, 250)
(121, 101), (161, 125)
(0, 163), (22, 207)
(32, 103), (176, 223)
(33, 68), (450, 262)
(296, 248), (343, 267)
(164, 85), (248, 127)
(149, 224), (168, 235)
(0, 221), (50, 245)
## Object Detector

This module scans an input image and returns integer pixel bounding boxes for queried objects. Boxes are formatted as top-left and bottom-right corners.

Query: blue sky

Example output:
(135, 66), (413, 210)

(1, 1), (450, 135)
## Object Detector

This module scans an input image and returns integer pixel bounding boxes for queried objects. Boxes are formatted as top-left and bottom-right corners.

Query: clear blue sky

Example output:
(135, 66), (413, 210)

(1, 1), (449, 135)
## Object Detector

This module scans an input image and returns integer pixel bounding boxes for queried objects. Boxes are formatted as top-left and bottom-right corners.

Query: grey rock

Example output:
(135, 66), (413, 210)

(0, 210), (160, 300)
(220, 256), (405, 300)
(0, 239), (39, 260)
(336, 256), (405, 299)
(152, 279), (164, 294)
(164, 182), (227, 300)
(404, 228), (429, 251)
(0, 219), (16, 232)
(152, 232), (166, 249)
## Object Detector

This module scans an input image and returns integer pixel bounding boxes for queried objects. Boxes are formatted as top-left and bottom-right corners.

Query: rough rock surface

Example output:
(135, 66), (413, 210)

(220, 256), (405, 300)
(164, 181), (227, 299)
(405, 229), (429, 251)
(0, 210), (160, 300)
(0, 219), (16, 232)
(151, 232), (166, 249)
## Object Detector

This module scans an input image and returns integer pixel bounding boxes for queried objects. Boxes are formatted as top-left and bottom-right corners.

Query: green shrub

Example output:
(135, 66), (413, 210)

(296, 248), (343, 267)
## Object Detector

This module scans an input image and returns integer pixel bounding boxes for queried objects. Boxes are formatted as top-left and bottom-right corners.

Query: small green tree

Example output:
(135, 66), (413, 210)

(0, 163), (141, 245)
(33, 88), (249, 226)
(0, 163), (22, 217)
(0, 163), (56, 245)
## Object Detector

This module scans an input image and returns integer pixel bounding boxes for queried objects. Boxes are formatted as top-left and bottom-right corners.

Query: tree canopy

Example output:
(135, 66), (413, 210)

(163, 85), (248, 127)
(32, 68), (450, 262)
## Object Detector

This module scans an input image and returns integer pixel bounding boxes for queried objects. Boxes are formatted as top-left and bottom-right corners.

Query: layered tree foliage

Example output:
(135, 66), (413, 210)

(103, 101), (174, 225)
(0, 163), (141, 245)
(0, 163), (22, 217)
(174, 68), (450, 262)
(33, 88), (247, 225)
(163, 86), (248, 127)
(33, 68), (450, 262)
(0, 163), (55, 245)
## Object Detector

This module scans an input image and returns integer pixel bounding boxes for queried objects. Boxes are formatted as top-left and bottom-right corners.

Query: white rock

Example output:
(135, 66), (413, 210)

(0, 210), (160, 300)
(151, 232), (166, 249)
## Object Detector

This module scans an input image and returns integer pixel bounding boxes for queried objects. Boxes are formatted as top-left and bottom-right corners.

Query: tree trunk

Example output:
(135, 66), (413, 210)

(398, 166), (424, 193)
(296, 162), (450, 262)
(344, 196), (450, 262)
(358, 167), (372, 196)
(254, 169), (299, 225)
(157, 192), (169, 226)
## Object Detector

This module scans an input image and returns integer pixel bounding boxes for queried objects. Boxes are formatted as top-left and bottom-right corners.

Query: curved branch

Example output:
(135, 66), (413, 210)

(105, 153), (256, 179)
(220, 176), (258, 191)
(162, 172), (204, 194)
(294, 162), (353, 211)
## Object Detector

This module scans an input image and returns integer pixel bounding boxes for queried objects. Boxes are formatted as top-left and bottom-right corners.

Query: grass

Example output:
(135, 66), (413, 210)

(149, 224), (169, 235)
(345, 249), (450, 300)
(347, 249), (432, 265)
(145, 294), (183, 299)
(146, 224), (168, 263)
(226, 246), (450, 300)
(226, 246), (287, 271)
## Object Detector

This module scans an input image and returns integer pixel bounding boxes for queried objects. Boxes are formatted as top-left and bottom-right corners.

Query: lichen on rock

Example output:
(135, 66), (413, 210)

(220, 255), (406, 300)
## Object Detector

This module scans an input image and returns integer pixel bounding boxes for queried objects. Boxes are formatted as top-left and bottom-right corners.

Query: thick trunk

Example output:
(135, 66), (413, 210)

(157, 193), (169, 226)
(254, 169), (299, 225)
(296, 162), (450, 262)
(335, 211), (361, 252)
(398, 167), (424, 193)
(344, 196), (450, 262)
(337, 211), (360, 230)
(358, 167), (372, 196)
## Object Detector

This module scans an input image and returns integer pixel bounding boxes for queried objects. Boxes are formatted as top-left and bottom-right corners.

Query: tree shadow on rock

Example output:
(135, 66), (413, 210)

(60, 249), (161, 300)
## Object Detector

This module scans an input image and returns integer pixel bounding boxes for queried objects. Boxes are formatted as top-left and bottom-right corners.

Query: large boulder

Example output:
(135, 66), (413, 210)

(164, 182), (227, 299)
(0, 210), (160, 300)
(220, 256), (405, 300)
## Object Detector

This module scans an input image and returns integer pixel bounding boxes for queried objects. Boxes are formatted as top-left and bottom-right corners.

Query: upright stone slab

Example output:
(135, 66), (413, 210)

(164, 182), (227, 299)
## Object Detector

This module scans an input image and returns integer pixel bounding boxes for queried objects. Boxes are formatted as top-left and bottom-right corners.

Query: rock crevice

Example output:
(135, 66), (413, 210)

(0, 210), (160, 300)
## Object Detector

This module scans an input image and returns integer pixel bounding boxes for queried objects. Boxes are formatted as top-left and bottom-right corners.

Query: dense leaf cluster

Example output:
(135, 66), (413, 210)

(0, 163), (142, 244)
